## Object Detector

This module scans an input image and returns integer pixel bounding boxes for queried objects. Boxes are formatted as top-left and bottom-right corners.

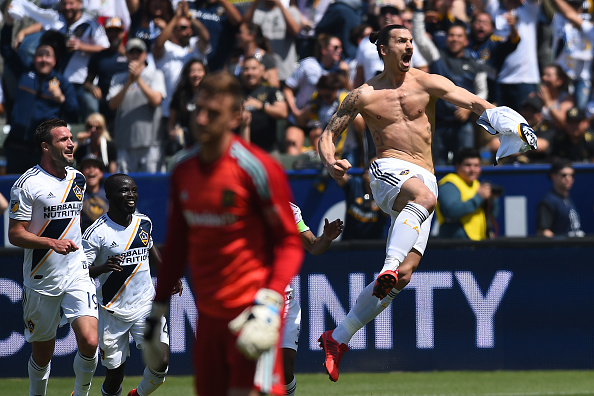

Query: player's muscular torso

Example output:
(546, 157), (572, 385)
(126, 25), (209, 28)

(359, 69), (437, 172)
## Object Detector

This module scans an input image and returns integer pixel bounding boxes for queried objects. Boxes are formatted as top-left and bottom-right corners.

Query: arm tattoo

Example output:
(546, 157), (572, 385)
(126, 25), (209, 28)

(325, 89), (361, 141)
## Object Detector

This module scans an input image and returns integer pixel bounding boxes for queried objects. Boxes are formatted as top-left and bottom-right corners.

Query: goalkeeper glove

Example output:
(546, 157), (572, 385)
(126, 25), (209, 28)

(228, 288), (284, 360)
(142, 301), (169, 370)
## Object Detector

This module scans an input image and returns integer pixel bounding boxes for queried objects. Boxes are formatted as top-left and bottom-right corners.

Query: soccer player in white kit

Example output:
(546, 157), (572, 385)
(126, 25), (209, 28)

(83, 174), (182, 396)
(8, 119), (99, 396)
(272, 203), (343, 395)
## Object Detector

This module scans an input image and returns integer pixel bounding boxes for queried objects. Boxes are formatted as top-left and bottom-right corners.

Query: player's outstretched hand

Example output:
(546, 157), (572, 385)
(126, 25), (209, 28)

(143, 302), (169, 369)
(323, 218), (344, 241)
(328, 159), (351, 181)
(228, 288), (284, 360)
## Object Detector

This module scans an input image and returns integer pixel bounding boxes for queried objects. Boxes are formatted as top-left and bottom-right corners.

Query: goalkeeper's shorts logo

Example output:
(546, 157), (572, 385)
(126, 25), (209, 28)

(26, 319), (35, 334)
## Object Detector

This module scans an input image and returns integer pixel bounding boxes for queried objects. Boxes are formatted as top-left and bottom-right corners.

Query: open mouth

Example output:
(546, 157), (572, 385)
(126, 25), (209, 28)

(402, 53), (412, 67)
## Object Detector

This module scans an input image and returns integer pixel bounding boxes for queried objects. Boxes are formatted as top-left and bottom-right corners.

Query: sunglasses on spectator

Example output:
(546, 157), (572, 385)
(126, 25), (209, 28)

(86, 124), (103, 130)
(380, 6), (400, 16)
(177, 25), (191, 30)
(329, 45), (342, 51)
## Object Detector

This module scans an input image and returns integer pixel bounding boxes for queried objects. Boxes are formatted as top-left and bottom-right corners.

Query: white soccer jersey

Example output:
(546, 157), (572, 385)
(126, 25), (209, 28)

(83, 212), (155, 322)
(290, 202), (310, 234)
(288, 202), (309, 294)
(9, 165), (87, 296)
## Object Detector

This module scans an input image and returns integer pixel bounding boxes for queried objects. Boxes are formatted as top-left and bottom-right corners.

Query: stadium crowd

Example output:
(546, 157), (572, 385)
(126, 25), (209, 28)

(3, 0), (593, 393)
(0, 0), (593, 175)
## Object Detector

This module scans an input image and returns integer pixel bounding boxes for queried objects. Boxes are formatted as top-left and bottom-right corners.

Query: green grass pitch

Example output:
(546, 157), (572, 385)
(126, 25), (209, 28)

(3, 371), (594, 395)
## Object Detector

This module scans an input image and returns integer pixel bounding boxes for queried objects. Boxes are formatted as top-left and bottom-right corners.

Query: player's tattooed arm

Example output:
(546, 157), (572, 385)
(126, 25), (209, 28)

(318, 89), (362, 168)
(326, 89), (361, 141)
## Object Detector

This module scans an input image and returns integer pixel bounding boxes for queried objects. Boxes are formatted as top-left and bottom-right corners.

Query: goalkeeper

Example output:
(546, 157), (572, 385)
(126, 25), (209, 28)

(147, 72), (303, 396)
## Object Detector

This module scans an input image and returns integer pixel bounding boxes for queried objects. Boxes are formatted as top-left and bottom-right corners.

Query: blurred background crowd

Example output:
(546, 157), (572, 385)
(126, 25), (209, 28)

(1, 0), (594, 175)
(0, 0), (592, 239)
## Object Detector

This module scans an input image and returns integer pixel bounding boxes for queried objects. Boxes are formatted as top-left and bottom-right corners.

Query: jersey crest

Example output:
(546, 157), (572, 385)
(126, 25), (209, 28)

(65, 173), (86, 202)
(130, 219), (152, 248)
(222, 190), (236, 207)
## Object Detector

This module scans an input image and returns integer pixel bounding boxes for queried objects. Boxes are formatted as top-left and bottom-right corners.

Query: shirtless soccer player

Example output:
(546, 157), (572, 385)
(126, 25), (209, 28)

(317, 24), (534, 381)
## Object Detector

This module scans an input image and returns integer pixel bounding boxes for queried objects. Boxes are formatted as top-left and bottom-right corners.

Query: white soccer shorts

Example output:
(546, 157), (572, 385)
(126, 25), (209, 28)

(99, 308), (169, 369)
(369, 158), (438, 255)
(22, 273), (98, 342)
(281, 292), (301, 351)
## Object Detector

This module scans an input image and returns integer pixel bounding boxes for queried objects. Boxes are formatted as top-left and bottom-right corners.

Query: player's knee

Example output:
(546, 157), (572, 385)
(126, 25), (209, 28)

(149, 354), (169, 373)
(415, 192), (436, 214)
(78, 334), (98, 355)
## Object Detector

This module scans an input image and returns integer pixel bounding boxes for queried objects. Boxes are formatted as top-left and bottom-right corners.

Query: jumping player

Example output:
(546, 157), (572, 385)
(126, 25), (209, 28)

(317, 24), (534, 381)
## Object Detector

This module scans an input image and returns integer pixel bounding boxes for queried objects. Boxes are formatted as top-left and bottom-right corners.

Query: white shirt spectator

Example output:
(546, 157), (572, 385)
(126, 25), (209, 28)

(154, 37), (209, 118)
(552, 14), (593, 81)
(62, 13), (110, 84)
(487, 0), (541, 84)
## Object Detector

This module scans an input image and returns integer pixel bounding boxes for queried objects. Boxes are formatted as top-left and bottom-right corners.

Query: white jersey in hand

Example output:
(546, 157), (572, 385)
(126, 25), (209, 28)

(9, 165), (87, 296)
(83, 212), (155, 322)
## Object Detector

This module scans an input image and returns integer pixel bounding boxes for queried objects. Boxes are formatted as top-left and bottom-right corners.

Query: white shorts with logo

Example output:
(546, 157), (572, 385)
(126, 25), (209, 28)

(369, 158), (438, 256)
(281, 290), (300, 351)
(98, 307), (169, 369)
(22, 273), (98, 343)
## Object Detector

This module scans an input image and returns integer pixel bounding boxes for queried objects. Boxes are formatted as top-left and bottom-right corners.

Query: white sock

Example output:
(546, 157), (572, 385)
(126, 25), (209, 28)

(28, 355), (50, 396)
(137, 366), (167, 395)
(73, 351), (98, 396)
(380, 255), (401, 274)
(385, 203), (429, 261)
(285, 376), (297, 396)
(101, 383), (122, 396)
(332, 281), (399, 345)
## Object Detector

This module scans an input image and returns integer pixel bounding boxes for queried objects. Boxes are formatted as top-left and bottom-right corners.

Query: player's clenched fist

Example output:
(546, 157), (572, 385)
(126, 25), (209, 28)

(328, 159), (352, 181)
(50, 239), (78, 255)
(228, 289), (284, 360)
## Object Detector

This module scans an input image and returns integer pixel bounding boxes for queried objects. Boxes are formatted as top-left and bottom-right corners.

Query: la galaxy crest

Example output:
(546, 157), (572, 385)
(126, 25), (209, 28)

(222, 190), (235, 207)
(400, 170), (410, 176)
(139, 229), (149, 246)
(10, 200), (19, 213)
(72, 184), (83, 201)
(26, 319), (35, 334)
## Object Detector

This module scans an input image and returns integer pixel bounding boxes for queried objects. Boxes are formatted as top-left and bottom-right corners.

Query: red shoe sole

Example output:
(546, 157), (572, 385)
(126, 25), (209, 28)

(372, 272), (397, 300)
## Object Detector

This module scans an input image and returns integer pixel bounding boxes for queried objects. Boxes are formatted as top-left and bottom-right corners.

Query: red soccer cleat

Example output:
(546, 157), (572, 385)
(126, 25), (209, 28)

(372, 269), (398, 300)
(127, 389), (139, 396)
(318, 330), (349, 382)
